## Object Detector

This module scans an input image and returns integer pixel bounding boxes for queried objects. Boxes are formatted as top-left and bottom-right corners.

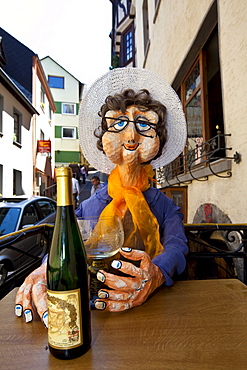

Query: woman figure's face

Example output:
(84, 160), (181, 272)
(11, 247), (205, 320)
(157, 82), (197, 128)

(102, 105), (160, 167)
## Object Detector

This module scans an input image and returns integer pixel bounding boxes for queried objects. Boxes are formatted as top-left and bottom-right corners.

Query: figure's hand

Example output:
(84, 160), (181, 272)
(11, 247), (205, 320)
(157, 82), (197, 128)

(15, 262), (48, 327)
(94, 248), (165, 312)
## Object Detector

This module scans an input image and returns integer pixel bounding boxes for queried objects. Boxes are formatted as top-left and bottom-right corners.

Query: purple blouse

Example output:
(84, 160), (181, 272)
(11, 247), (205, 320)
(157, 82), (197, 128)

(76, 184), (188, 286)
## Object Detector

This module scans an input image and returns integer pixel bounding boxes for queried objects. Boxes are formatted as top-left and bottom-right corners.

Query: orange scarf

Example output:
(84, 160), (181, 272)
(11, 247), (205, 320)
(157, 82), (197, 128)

(100, 165), (164, 259)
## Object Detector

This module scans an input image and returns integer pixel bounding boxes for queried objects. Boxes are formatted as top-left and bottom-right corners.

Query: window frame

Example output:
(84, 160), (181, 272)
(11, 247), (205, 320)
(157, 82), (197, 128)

(13, 108), (22, 144)
(121, 23), (134, 66)
(116, 0), (131, 26)
(48, 75), (64, 89)
(13, 169), (23, 195)
(61, 103), (76, 115)
(181, 52), (208, 145)
(142, 0), (150, 56)
(62, 127), (76, 139)
(160, 187), (188, 223)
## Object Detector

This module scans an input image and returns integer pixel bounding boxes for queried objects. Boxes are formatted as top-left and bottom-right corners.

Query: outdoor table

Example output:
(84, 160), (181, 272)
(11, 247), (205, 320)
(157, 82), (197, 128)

(1, 279), (247, 369)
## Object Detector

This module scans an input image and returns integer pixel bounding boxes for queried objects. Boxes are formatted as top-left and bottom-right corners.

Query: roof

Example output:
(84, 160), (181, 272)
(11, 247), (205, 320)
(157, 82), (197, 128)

(41, 56), (83, 83)
(0, 27), (36, 102)
(41, 56), (86, 99)
(0, 36), (7, 66)
(0, 66), (38, 115)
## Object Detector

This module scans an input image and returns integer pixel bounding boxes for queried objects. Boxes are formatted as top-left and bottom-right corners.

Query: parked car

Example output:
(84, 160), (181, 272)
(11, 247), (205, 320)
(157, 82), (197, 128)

(0, 196), (56, 285)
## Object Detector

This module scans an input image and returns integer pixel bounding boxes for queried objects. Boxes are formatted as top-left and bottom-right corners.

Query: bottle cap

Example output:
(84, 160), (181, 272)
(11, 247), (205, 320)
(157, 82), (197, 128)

(56, 166), (72, 178)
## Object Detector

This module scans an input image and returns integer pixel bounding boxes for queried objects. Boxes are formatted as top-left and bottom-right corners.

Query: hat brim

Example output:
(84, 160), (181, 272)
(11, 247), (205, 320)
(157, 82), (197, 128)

(79, 67), (187, 174)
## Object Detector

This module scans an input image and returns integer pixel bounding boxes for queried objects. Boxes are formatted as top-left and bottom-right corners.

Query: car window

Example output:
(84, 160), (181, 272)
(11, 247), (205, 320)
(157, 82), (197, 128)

(37, 200), (56, 219)
(20, 204), (39, 228)
(0, 207), (21, 235)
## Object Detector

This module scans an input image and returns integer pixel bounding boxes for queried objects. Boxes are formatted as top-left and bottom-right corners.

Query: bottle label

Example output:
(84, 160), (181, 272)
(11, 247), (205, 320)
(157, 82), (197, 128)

(47, 289), (83, 349)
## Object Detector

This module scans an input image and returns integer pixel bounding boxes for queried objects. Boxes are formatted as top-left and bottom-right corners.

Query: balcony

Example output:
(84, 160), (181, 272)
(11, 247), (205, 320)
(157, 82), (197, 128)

(156, 132), (241, 187)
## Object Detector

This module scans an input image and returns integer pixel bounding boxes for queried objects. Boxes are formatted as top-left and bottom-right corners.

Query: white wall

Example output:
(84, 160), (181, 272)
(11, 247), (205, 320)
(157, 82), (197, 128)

(0, 85), (33, 196)
(41, 57), (79, 102)
(133, 0), (247, 223)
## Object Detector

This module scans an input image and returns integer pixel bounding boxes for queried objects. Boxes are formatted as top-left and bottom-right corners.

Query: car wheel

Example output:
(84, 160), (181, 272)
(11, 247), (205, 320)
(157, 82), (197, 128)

(0, 263), (8, 286)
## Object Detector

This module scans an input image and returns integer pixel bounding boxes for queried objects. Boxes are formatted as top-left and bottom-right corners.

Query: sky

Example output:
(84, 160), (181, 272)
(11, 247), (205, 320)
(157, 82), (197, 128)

(0, 0), (112, 89)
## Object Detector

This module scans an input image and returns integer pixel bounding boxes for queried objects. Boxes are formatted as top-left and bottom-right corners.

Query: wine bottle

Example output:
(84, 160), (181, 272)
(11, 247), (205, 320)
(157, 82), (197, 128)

(47, 166), (91, 360)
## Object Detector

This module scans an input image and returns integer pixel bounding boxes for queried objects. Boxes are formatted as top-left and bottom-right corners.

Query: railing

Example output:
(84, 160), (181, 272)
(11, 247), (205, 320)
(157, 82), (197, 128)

(1, 222), (246, 299)
(0, 224), (54, 299)
(43, 183), (57, 197)
(156, 133), (241, 186)
(184, 223), (247, 284)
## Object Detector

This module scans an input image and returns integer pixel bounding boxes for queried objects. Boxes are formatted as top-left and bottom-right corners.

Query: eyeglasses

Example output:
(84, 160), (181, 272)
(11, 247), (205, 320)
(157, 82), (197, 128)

(104, 116), (158, 138)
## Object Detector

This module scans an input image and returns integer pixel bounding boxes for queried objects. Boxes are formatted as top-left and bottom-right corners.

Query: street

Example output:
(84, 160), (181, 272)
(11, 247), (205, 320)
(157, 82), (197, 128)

(78, 171), (107, 203)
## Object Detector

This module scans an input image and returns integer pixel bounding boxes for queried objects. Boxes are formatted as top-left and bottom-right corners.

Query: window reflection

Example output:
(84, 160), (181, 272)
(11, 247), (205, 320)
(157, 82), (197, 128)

(185, 61), (200, 101)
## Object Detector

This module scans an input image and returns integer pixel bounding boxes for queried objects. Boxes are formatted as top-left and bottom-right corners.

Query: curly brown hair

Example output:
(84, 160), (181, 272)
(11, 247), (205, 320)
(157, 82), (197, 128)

(95, 89), (167, 162)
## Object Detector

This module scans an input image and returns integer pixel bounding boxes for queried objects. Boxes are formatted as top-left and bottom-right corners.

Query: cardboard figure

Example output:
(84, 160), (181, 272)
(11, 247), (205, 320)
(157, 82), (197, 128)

(15, 68), (188, 323)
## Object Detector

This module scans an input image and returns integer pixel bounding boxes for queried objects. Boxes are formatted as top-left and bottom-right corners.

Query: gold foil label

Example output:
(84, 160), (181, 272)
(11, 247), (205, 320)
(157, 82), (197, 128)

(56, 167), (73, 206)
(47, 289), (83, 349)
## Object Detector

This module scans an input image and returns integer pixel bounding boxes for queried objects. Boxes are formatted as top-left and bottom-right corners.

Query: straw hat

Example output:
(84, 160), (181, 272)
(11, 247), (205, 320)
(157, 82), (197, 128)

(79, 67), (187, 174)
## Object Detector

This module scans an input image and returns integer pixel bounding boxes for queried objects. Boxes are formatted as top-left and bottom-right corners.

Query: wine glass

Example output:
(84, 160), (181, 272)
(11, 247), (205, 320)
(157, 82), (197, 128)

(77, 215), (124, 307)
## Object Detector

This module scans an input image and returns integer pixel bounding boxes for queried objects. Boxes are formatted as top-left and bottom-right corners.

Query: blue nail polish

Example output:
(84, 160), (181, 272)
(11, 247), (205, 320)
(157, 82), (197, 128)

(97, 271), (106, 282)
(111, 260), (122, 269)
(24, 309), (32, 323)
(95, 301), (106, 310)
(42, 311), (48, 328)
(121, 247), (132, 252)
(98, 290), (109, 299)
(15, 305), (23, 317)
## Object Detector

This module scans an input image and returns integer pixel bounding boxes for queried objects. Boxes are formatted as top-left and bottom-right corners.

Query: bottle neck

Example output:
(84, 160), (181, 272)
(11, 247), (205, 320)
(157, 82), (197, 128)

(57, 173), (73, 206)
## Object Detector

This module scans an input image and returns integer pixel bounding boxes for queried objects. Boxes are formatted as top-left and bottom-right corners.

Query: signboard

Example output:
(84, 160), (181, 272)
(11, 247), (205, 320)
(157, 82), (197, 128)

(37, 140), (51, 153)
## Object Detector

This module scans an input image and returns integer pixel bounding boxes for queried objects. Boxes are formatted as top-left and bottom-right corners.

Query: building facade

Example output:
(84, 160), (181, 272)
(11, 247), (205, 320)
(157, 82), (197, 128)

(41, 56), (85, 173)
(0, 67), (37, 197)
(0, 28), (56, 197)
(110, 0), (247, 225)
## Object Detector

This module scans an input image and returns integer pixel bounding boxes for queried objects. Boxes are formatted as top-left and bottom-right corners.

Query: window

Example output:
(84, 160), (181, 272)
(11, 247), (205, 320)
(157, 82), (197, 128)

(13, 109), (22, 144)
(41, 86), (45, 104)
(49, 105), (52, 121)
(181, 27), (224, 163)
(117, 0), (130, 25)
(121, 24), (134, 65)
(0, 207), (21, 235)
(183, 58), (203, 157)
(125, 30), (133, 62)
(37, 199), (56, 218)
(158, 24), (226, 187)
(62, 103), (76, 115)
(160, 187), (188, 223)
(13, 169), (23, 195)
(0, 94), (3, 134)
(21, 204), (39, 227)
(62, 127), (76, 139)
(48, 75), (64, 89)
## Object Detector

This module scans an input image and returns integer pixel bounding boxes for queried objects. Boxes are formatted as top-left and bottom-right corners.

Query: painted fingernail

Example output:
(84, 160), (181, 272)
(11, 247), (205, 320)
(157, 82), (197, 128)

(95, 301), (106, 310)
(97, 271), (106, 283)
(42, 311), (48, 328)
(98, 290), (109, 299)
(15, 304), (23, 317)
(24, 309), (33, 323)
(111, 260), (122, 269)
(121, 247), (132, 252)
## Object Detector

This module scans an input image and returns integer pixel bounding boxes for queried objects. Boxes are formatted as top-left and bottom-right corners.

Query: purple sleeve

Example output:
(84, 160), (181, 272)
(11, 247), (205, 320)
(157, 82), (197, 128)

(151, 195), (188, 286)
(75, 187), (110, 218)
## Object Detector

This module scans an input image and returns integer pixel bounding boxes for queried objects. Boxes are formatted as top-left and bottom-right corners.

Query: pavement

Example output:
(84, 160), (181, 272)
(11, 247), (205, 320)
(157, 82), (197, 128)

(78, 171), (108, 203)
